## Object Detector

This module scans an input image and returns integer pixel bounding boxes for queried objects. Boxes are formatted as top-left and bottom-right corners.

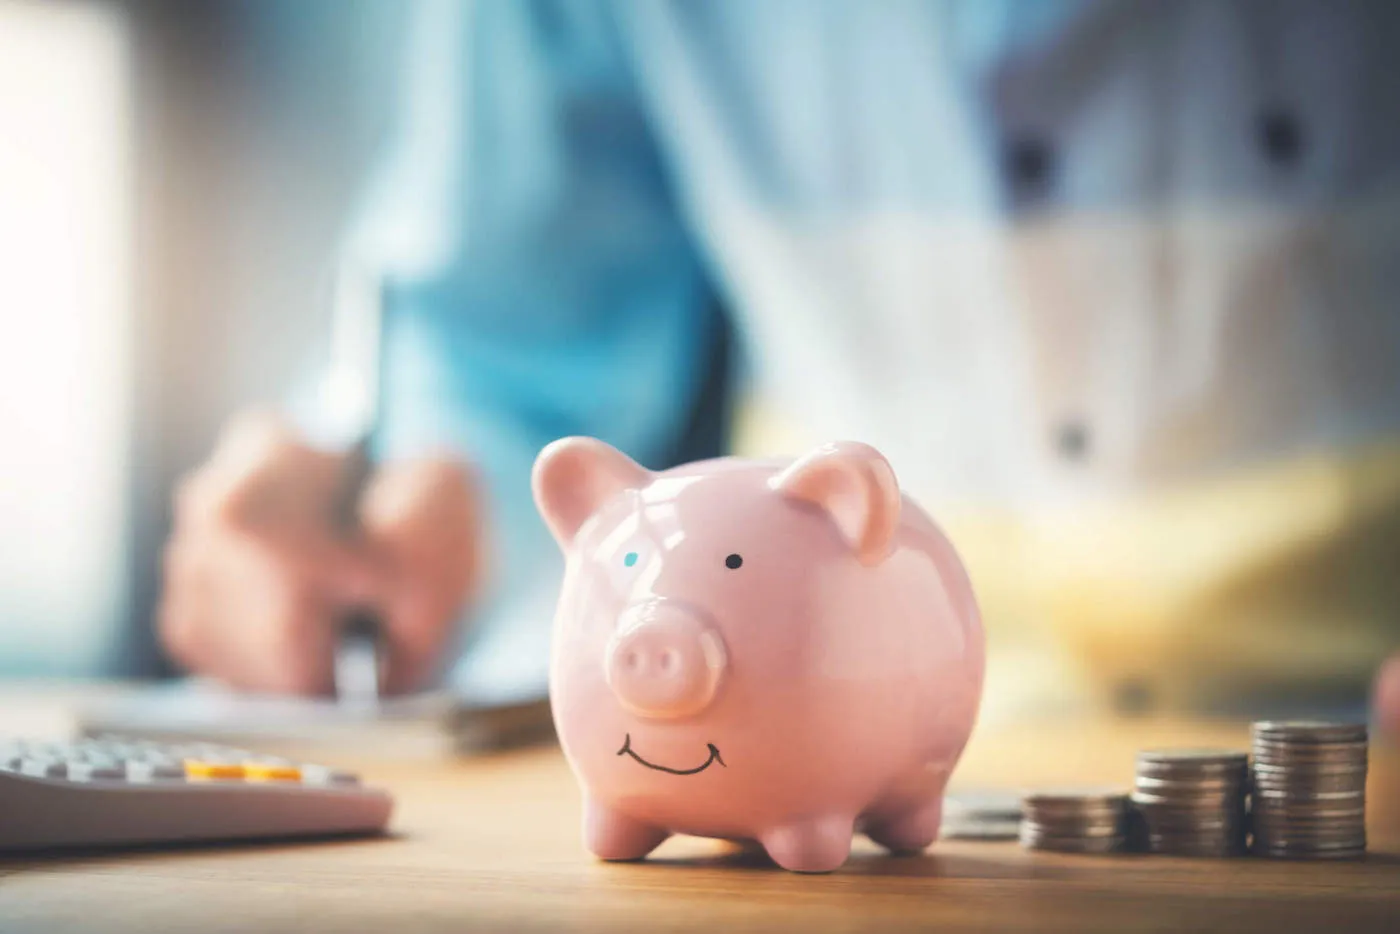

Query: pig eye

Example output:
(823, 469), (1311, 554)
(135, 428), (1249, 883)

(724, 553), (743, 570)
(623, 551), (639, 568)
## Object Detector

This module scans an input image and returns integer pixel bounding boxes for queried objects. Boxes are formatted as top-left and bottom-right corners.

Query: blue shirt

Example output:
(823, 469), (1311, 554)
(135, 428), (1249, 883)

(291, 0), (1400, 700)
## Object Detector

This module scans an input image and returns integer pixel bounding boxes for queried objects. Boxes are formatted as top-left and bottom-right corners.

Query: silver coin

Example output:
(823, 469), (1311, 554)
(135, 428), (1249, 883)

(1251, 748), (1369, 766)
(940, 817), (1022, 841)
(1250, 817), (1367, 832)
(1137, 748), (1248, 766)
(1251, 761), (1366, 776)
(1251, 785), (1367, 800)
(1252, 832), (1366, 846)
(1022, 787), (1129, 807)
(1252, 846), (1366, 860)
(1150, 848), (1246, 859)
(1132, 795), (1246, 813)
(1252, 836), (1367, 847)
(1253, 824), (1367, 835)
(1019, 832), (1126, 854)
(1251, 721), (1368, 744)
(1022, 809), (1128, 829)
(1025, 825), (1126, 839)
(1147, 842), (1246, 858)
(1254, 750), (1360, 761)
(1144, 813), (1248, 825)
(1136, 772), (1248, 789)
(944, 790), (1024, 821)
(1251, 762), (1368, 778)
(1252, 829), (1367, 844)
(1251, 801), (1366, 819)
(1135, 809), (1247, 825)
(1135, 772), (1248, 786)
(1019, 824), (1124, 840)
(1148, 826), (1247, 839)
(1251, 786), (1365, 801)
(1252, 829), (1368, 843)
(1147, 828), (1247, 843)
(1251, 834), (1367, 849)
(1131, 794), (1246, 811)
(1250, 810), (1366, 825)
(1142, 826), (1246, 842)
(1251, 787), (1366, 804)
(1137, 759), (1248, 771)
(1250, 769), (1366, 787)
(1146, 834), (1246, 848)
(1130, 789), (1246, 808)
(1252, 744), (1368, 758)
(1251, 735), (1368, 752)
(1251, 758), (1369, 773)
(1254, 813), (1363, 825)
(1252, 764), (1368, 779)
(1252, 841), (1368, 854)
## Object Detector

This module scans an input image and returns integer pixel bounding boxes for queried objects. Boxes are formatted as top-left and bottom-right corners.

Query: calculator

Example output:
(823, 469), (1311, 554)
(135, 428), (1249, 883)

(0, 736), (392, 851)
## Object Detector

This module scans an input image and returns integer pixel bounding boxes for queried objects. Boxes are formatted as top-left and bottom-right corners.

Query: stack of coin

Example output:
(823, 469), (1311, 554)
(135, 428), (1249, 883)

(1019, 788), (1128, 853)
(941, 790), (1022, 841)
(1250, 720), (1368, 860)
(1131, 749), (1248, 857)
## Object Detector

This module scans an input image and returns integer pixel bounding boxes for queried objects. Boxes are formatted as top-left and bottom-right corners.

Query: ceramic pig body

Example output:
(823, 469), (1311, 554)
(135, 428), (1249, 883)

(533, 438), (984, 873)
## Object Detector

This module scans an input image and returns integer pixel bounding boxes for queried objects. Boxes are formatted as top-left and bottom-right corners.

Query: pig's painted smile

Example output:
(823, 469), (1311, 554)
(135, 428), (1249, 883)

(618, 733), (726, 775)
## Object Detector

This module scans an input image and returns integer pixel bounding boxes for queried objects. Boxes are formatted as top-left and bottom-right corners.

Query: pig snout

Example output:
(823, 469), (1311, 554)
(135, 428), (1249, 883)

(605, 604), (728, 719)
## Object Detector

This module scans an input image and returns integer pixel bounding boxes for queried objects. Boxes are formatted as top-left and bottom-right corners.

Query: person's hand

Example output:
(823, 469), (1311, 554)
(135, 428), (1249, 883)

(1374, 653), (1400, 739)
(158, 412), (481, 695)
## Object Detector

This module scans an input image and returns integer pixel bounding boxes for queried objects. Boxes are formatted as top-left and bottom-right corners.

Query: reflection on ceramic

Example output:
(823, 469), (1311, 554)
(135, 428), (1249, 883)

(533, 437), (984, 873)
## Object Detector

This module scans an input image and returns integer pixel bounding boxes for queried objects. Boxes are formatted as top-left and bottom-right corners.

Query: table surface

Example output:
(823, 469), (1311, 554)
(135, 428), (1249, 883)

(1, 700), (1396, 934)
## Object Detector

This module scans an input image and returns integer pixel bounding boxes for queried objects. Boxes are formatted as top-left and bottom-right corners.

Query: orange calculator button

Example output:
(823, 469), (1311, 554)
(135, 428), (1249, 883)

(183, 759), (246, 781)
(243, 761), (302, 782)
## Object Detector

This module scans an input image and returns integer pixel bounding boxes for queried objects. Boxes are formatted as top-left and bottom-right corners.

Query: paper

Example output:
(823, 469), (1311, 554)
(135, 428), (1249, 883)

(77, 679), (459, 758)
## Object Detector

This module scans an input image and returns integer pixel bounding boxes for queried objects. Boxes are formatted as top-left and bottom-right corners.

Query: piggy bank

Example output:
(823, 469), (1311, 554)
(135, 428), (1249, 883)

(532, 437), (984, 873)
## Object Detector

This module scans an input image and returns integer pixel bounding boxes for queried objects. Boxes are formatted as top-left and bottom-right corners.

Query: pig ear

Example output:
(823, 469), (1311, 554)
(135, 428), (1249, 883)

(532, 437), (650, 549)
(771, 441), (901, 566)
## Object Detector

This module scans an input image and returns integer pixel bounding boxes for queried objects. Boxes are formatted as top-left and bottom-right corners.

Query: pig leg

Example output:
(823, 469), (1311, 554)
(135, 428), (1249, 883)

(759, 815), (854, 873)
(865, 795), (943, 854)
(583, 799), (670, 861)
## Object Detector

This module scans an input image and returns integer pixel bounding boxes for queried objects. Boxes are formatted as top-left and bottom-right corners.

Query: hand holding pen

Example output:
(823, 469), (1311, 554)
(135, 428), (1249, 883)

(158, 411), (481, 697)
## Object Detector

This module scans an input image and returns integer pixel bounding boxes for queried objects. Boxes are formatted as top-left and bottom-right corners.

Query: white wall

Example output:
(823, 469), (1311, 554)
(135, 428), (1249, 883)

(0, 0), (133, 674)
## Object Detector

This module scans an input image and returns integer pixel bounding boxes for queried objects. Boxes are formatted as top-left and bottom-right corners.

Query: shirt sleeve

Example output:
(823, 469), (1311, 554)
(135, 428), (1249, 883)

(338, 0), (723, 700)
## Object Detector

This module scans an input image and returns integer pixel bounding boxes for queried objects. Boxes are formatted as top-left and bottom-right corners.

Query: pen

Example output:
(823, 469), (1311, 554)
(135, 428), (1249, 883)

(332, 435), (383, 711)
(328, 262), (386, 711)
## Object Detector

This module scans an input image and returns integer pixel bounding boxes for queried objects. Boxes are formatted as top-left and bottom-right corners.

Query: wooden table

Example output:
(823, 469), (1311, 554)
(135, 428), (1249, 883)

(2, 712), (1396, 933)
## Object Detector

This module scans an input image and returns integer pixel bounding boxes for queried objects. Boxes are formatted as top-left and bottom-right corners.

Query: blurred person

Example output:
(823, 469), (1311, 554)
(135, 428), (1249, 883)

(158, 0), (1400, 728)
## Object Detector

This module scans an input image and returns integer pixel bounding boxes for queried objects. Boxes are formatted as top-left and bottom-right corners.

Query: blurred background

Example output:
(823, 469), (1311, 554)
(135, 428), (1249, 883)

(1, 0), (1397, 728)
(0, 0), (399, 680)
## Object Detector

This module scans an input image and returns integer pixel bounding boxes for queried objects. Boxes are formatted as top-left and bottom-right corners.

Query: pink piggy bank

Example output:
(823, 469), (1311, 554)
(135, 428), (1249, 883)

(532, 437), (984, 873)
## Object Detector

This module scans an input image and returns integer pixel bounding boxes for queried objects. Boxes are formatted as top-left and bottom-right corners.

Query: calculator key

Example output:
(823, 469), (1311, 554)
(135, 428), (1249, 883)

(168, 743), (213, 759)
(183, 746), (246, 765)
(183, 759), (246, 781)
(243, 761), (302, 782)
(75, 751), (119, 768)
(300, 764), (360, 786)
(125, 760), (187, 782)
(93, 743), (138, 759)
(68, 761), (127, 781)
(20, 759), (68, 779)
(18, 742), (62, 759)
(132, 749), (180, 765)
